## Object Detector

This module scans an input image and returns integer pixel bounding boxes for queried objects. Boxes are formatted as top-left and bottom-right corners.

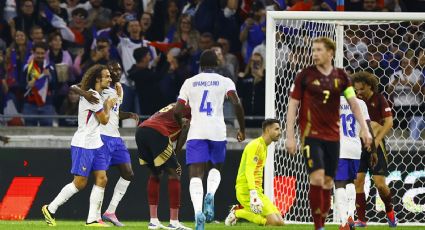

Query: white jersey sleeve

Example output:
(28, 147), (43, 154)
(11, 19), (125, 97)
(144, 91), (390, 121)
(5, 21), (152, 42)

(339, 96), (369, 159)
(178, 73), (236, 141)
(100, 87), (121, 137)
(71, 90), (104, 149)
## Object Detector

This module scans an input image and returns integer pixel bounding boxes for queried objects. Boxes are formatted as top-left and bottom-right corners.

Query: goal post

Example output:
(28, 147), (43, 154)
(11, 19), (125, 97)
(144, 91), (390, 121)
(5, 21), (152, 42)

(265, 11), (425, 224)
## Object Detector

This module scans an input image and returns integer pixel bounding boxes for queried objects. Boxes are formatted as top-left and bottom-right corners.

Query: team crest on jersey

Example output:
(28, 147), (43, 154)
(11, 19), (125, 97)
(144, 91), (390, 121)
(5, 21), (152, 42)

(312, 79), (320, 86)
(308, 159), (313, 168)
(82, 166), (87, 171)
(371, 102), (375, 107)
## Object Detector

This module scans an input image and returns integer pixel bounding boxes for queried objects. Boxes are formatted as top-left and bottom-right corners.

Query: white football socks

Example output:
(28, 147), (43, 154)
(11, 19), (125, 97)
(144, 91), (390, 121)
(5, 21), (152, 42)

(106, 177), (131, 213)
(48, 182), (79, 214)
(346, 183), (356, 218)
(189, 177), (204, 214)
(87, 185), (105, 223)
(206, 168), (221, 196)
(335, 187), (348, 225)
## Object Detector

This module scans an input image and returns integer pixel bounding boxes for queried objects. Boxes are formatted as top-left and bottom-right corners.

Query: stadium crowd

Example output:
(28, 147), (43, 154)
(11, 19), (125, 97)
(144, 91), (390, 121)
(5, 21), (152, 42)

(0, 0), (423, 137)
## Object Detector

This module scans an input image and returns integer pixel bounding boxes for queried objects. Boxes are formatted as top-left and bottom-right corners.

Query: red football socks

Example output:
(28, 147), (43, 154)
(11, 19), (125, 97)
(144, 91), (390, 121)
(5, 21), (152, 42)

(309, 185), (323, 229)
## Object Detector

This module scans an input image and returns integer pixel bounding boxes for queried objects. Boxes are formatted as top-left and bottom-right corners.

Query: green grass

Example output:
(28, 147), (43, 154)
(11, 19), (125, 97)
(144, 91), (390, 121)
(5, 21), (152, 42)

(0, 220), (422, 229)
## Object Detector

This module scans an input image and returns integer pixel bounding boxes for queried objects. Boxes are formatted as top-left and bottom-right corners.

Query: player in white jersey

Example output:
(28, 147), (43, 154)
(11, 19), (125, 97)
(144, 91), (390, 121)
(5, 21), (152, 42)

(42, 65), (117, 227)
(70, 62), (139, 226)
(335, 96), (376, 230)
(174, 50), (246, 230)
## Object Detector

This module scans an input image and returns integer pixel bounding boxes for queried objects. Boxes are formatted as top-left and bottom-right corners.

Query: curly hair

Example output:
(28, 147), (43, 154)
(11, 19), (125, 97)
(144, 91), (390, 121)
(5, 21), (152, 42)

(351, 71), (379, 93)
(80, 64), (107, 91)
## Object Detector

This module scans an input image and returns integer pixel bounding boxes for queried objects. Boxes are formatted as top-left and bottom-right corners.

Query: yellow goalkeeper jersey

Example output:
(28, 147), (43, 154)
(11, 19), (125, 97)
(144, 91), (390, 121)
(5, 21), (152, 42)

(235, 136), (267, 194)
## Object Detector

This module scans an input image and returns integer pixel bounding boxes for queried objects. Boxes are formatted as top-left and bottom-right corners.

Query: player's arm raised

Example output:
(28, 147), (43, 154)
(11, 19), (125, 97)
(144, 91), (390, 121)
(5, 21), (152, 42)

(96, 97), (118, 125)
(228, 91), (246, 142)
(345, 86), (372, 149)
(285, 97), (300, 155)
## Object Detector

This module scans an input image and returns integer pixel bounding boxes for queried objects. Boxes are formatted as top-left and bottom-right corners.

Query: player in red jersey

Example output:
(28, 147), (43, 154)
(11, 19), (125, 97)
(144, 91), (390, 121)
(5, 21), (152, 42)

(351, 71), (397, 227)
(135, 103), (192, 230)
(285, 37), (372, 230)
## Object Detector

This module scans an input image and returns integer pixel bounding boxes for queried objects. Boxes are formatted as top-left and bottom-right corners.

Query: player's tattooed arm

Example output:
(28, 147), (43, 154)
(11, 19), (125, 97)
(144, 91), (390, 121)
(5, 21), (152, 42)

(70, 84), (99, 104)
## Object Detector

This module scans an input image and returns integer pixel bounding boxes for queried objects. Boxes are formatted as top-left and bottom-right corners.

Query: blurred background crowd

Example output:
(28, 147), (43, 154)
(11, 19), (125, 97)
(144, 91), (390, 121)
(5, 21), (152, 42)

(0, 0), (423, 135)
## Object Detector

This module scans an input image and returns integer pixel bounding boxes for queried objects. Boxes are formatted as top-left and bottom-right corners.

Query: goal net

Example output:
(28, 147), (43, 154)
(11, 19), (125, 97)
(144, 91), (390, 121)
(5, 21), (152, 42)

(265, 11), (425, 224)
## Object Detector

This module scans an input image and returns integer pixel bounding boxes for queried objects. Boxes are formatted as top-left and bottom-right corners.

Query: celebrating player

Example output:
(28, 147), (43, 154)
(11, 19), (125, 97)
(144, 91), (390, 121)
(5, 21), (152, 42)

(285, 37), (372, 230)
(71, 62), (139, 226)
(335, 95), (376, 230)
(174, 49), (246, 230)
(136, 103), (192, 230)
(225, 119), (284, 227)
(352, 71), (397, 227)
(42, 64), (117, 227)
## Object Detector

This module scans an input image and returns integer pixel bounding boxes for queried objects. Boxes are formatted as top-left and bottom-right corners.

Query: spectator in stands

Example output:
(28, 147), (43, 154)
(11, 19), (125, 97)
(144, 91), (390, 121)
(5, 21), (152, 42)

(30, 25), (45, 44)
(128, 47), (169, 116)
(217, 37), (239, 78)
(211, 43), (235, 82)
(172, 14), (200, 55)
(82, 38), (112, 72)
(9, 0), (53, 39)
(181, 0), (219, 34)
(386, 56), (424, 139)
(22, 42), (56, 126)
(46, 32), (74, 112)
(237, 52), (265, 127)
(119, 0), (140, 18)
(5, 30), (32, 112)
(60, 0), (91, 20)
(140, 12), (154, 41)
(215, 0), (240, 54)
(0, 5), (12, 46)
(190, 32), (214, 75)
(46, 0), (69, 23)
(67, 8), (93, 55)
(239, 0), (266, 64)
(362, 0), (382, 11)
(162, 0), (180, 43)
(58, 88), (79, 127)
(86, 0), (111, 29)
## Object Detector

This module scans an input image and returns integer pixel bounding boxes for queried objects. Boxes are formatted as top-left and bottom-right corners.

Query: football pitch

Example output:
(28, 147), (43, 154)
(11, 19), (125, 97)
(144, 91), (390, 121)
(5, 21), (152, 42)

(0, 220), (422, 229)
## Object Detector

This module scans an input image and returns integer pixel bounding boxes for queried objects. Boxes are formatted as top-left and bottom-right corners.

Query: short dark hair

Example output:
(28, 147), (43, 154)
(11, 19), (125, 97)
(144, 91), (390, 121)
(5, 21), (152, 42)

(72, 7), (88, 18)
(262, 118), (280, 131)
(32, 42), (48, 51)
(199, 49), (218, 70)
(133, 47), (150, 63)
(48, 31), (62, 43)
(351, 71), (379, 92)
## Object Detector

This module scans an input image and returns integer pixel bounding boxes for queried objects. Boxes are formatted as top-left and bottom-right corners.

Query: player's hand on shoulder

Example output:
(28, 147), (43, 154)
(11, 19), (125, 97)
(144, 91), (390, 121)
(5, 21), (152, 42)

(83, 90), (100, 104)
(237, 129), (245, 142)
(105, 96), (118, 108)
(130, 112), (139, 124)
(285, 137), (297, 155)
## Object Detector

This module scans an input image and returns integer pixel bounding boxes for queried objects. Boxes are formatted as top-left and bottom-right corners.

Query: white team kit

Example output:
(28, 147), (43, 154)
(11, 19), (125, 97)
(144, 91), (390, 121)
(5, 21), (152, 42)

(178, 72), (236, 141)
(100, 87), (122, 137)
(339, 96), (370, 159)
(71, 90), (104, 149)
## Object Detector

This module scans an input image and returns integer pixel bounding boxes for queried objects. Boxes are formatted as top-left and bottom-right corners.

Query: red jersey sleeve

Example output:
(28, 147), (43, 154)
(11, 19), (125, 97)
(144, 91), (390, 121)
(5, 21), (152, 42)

(379, 94), (393, 118)
(290, 71), (304, 100)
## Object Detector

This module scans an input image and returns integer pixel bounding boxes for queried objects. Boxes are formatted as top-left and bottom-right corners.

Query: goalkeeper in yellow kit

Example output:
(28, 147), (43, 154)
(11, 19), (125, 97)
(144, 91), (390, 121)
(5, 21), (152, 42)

(225, 119), (284, 226)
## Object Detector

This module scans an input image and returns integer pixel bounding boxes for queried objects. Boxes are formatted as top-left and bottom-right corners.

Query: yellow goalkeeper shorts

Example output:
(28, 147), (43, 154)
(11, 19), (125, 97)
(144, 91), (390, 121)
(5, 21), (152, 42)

(236, 188), (280, 216)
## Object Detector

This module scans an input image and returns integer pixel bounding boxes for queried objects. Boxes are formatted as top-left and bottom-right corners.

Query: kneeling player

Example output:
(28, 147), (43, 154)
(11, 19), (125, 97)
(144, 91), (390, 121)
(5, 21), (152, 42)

(225, 119), (284, 227)
(335, 96), (376, 230)
(135, 103), (192, 230)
